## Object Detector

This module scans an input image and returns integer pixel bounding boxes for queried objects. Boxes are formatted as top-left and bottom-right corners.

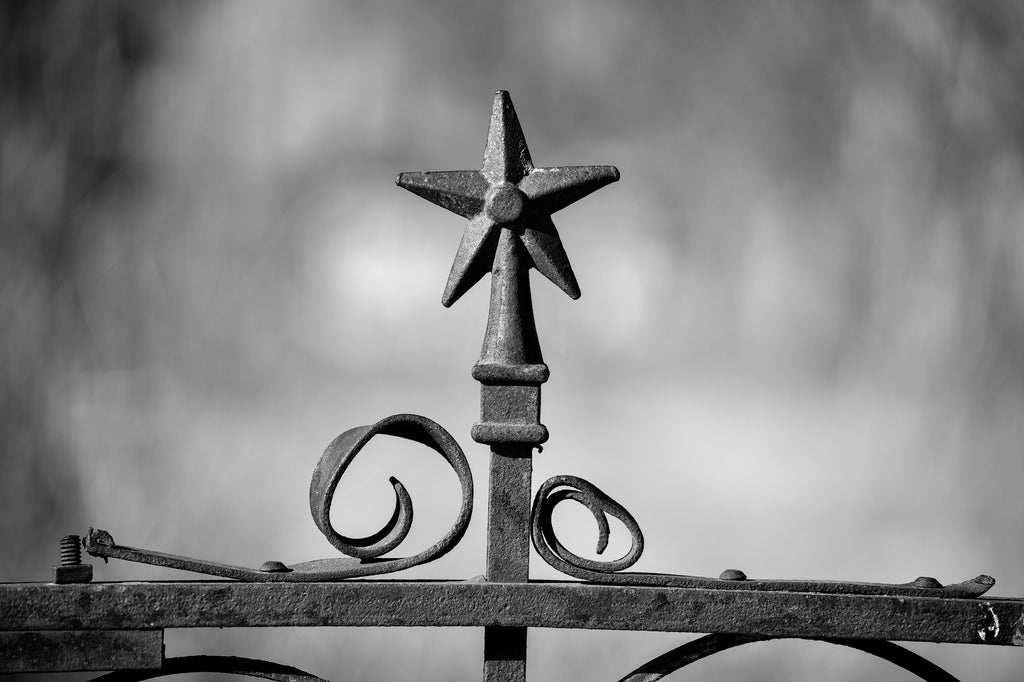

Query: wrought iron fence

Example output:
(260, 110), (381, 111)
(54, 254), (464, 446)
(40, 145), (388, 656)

(2, 91), (1022, 681)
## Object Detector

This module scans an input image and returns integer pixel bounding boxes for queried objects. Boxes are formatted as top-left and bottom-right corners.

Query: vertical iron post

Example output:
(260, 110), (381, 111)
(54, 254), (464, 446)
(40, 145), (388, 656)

(396, 90), (619, 681)
(473, 229), (549, 682)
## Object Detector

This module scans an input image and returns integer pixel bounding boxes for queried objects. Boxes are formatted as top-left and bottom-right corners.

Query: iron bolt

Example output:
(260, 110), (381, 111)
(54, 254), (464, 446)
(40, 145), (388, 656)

(52, 535), (92, 584)
(60, 535), (82, 565)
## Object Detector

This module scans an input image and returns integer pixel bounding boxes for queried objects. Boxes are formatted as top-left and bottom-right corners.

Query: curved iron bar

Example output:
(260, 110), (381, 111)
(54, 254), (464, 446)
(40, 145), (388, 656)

(85, 414), (473, 581)
(90, 655), (328, 682)
(616, 633), (962, 682)
(532, 475), (644, 573)
(532, 475), (994, 598)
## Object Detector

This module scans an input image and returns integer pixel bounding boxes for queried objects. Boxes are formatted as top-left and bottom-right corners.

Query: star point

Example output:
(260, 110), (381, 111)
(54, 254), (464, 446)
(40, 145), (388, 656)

(483, 91), (534, 185)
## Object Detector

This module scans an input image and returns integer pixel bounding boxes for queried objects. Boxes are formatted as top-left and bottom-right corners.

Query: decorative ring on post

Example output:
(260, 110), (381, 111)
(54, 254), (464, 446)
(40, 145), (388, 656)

(531, 474), (644, 576)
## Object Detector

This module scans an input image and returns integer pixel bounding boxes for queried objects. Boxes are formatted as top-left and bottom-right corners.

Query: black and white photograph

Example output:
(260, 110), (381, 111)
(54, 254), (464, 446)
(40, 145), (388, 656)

(2, 2), (1023, 680)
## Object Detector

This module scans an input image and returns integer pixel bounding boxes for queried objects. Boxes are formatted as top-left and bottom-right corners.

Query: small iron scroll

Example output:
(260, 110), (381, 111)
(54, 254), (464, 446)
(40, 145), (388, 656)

(86, 414), (473, 581)
(531, 474), (994, 598)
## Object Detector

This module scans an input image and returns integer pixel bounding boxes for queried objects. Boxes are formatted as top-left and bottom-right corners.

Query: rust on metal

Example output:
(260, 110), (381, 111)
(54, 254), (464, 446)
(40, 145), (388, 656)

(4, 581), (1024, 647)
(52, 534), (92, 584)
(397, 90), (619, 448)
(0, 630), (163, 673)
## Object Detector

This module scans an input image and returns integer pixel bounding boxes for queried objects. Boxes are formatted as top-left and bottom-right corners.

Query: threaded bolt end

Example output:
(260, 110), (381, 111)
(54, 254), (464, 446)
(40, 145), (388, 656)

(60, 535), (82, 566)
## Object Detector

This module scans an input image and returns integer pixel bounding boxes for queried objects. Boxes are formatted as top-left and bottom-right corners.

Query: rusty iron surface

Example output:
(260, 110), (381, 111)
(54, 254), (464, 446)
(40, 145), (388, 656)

(0, 630), (163, 673)
(482, 446), (532, 682)
(396, 90), (618, 313)
(3, 581), (1024, 647)
(90, 656), (328, 682)
(484, 447), (533, 584)
(616, 633), (963, 682)
(52, 534), (93, 584)
(397, 90), (618, 450)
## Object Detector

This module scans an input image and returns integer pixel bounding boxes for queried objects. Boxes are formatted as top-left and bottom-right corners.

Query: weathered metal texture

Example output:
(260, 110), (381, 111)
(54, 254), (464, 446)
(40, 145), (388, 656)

(483, 446), (532, 682)
(617, 633), (962, 682)
(4, 581), (1024, 647)
(308, 414), (473, 569)
(91, 656), (328, 682)
(475, 382), (545, 445)
(485, 446), (534, 584)
(53, 534), (92, 584)
(396, 90), (618, 313)
(397, 90), (619, 448)
(398, 90), (619, 682)
(531, 474), (996, 598)
(0, 630), (163, 673)
(84, 414), (473, 582)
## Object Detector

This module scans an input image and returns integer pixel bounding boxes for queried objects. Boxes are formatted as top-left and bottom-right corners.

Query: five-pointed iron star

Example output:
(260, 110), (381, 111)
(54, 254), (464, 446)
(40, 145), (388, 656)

(396, 91), (619, 308)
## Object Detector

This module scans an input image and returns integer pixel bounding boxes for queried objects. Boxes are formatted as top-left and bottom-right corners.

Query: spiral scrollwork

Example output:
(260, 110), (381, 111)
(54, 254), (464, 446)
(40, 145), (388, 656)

(617, 634), (962, 682)
(298, 413), (474, 579)
(531, 475), (644, 579)
(530, 473), (995, 598)
(85, 414), (473, 581)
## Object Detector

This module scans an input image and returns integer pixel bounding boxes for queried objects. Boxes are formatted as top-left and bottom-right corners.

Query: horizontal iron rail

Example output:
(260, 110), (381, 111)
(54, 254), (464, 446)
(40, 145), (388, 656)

(0, 629), (163, 672)
(1, 580), (1021, 646)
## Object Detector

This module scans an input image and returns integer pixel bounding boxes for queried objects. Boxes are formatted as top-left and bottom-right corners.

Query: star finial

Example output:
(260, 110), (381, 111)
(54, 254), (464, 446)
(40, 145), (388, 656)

(397, 91), (619, 308)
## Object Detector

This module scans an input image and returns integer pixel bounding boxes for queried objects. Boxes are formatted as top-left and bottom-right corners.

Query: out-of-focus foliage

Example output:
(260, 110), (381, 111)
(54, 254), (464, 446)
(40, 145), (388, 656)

(0, 0), (174, 576)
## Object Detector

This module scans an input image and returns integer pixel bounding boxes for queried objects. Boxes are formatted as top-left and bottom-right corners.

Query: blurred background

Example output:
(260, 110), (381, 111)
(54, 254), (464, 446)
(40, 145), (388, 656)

(2, 0), (1023, 680)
